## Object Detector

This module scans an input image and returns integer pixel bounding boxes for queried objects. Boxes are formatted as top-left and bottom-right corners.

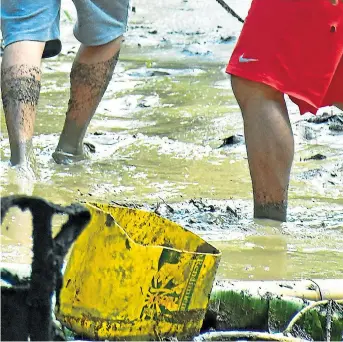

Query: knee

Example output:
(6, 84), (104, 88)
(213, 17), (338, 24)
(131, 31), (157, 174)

(99, 35), (123, 50)
(230, 75), (283, 112)
(230, 76), (252, 122)
(230, 75), (253, 107)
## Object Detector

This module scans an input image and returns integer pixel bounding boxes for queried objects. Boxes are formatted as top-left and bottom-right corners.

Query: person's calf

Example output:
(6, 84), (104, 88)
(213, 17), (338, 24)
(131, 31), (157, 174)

(1, 41), (44, 166)
(53, 37), (122, 164)
(1, 64), (41, 166)
(231, 75), (294, 222)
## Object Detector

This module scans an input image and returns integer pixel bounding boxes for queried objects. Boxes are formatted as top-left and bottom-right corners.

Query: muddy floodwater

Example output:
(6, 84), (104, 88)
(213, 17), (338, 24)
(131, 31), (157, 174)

(1, 0), (343, 281)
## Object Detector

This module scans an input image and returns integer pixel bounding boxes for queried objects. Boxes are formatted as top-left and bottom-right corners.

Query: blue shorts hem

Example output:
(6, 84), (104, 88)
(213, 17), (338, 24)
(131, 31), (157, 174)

(73, 28), (126, 46)
(3, 34), (62, 58)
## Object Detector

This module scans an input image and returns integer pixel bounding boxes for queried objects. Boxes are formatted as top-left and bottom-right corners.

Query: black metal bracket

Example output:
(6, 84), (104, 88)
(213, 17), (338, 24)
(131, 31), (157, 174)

(1, 195), (91, 341)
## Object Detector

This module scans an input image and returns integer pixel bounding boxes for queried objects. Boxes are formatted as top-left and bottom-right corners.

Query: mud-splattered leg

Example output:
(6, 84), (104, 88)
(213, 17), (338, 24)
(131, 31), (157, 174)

(1, 41), (45, 166)
(52, 37), (122, 164)
(231, 76), (294, 222)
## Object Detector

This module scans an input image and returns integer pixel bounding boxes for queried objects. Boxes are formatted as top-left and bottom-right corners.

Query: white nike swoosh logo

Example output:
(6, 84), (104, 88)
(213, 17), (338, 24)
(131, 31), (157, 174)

(239, 54), (259, 63)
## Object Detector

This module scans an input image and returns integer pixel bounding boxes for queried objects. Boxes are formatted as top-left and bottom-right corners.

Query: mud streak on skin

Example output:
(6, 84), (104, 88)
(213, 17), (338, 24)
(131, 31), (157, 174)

(53, 52), (120, 163)
(66, 52), (119, 124)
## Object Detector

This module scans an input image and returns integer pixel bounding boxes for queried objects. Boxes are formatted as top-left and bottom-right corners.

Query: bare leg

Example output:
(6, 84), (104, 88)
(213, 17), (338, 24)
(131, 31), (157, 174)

(334, 102), (343, 111)
(52, 36), (122, 164)
(1, 41), (45, 166)
(231, 76), (294, 222)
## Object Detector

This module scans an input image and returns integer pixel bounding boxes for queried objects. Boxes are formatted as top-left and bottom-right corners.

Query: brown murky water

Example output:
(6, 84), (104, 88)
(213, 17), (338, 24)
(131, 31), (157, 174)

(1, 0), (343, 281)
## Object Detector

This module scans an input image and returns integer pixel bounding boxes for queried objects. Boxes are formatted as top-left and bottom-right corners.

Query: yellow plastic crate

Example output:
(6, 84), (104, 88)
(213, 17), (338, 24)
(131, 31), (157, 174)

(56, 203), (221, 340)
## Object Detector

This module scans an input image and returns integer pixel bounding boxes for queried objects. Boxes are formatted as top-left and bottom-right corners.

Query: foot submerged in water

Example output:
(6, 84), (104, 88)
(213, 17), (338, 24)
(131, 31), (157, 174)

(6, 163), (37, 195)
(52, 142), (95, 165)
(52, 149), (87, 165)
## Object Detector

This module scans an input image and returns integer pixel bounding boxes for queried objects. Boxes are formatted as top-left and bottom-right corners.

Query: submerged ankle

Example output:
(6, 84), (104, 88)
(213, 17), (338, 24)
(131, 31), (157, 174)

(9, 140), (35, 167)
(55, 141), (84, 156)
(52, 141), (95, 164)
(254, 202), (287, 222)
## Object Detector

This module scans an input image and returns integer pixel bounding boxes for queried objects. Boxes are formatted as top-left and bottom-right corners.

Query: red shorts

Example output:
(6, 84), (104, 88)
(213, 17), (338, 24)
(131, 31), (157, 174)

(226, 0), (343, 115)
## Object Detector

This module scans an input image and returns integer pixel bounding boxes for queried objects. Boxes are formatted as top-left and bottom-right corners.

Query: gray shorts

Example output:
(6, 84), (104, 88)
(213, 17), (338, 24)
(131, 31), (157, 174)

(1, 0), (130, 58)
